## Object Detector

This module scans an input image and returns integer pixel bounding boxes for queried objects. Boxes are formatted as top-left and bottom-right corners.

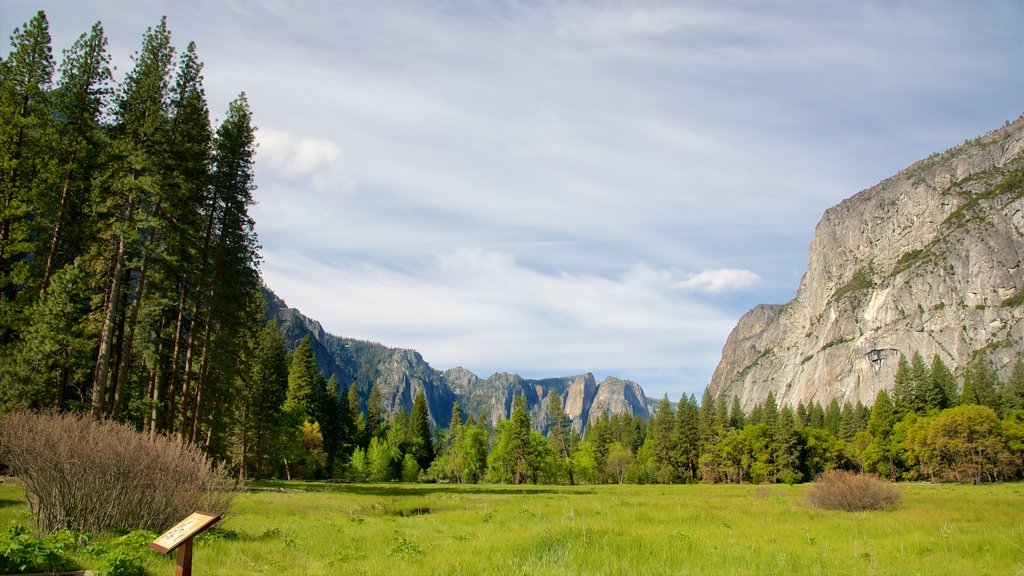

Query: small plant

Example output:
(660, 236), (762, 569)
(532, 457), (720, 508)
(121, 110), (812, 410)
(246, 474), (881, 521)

(0, 524), (78, 574)
(805, 470), (901, 511)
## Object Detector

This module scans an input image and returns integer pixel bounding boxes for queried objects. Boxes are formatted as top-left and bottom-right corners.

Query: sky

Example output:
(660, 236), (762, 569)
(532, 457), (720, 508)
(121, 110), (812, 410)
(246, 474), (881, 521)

(2, 1), (1022, 400)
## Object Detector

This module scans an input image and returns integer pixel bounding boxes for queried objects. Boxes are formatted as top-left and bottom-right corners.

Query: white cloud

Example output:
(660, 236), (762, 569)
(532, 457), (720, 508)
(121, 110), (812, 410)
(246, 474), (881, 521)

(675, 269), (762, 293)
(256, 128), (350, 192)
(261, 247), (738, 396)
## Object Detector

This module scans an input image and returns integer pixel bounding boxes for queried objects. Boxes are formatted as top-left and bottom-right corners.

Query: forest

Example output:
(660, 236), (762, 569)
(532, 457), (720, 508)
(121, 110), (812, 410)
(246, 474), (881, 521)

(2, 12), (1022, 489)
(0, 11), (261, 455)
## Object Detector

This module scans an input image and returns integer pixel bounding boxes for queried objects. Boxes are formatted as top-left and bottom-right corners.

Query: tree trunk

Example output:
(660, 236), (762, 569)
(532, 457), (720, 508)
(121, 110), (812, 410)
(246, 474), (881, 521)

(92, 233), (127, 417)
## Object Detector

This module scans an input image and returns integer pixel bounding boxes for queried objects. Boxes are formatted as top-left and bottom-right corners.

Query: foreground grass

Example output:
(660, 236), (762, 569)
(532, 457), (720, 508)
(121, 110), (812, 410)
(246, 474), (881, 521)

(2, 479), (1022, 575)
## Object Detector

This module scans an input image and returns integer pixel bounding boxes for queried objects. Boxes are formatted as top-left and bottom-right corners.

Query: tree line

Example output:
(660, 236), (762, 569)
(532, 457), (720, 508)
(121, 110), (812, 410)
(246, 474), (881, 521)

(243, 336), (1024, 485)
(0, 12), (260, 455)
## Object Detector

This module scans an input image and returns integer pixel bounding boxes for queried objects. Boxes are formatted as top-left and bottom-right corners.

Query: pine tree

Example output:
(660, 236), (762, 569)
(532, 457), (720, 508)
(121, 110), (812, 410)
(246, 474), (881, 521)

(1002, 357), (1024, 411)
(824, 399), (842, 437)
(237, 320), (288, 480)
(892, 354), (913, 416)
(927, 355), (956, 411)
(284, 338), (319, 421)
(697, 388), (716, 449)
(908, 351), (930, 415)
(762, 392), (779, 431)
(410, 389), (434, 471)
(0, 10), (54, 332)
(773, 406), (801, 484)
(91, 17), (176, 418)
(367, 383), (384, 437)
(651, 394), (678, 482)
(729, 395), (745, 429)
(545, 388), (574, 484)
(675, 393), (699, 482)
(839, 401), (858, 441)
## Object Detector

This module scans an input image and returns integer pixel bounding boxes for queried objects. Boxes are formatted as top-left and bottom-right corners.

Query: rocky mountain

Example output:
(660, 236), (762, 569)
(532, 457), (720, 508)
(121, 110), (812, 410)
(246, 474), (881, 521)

(262, 288), (651, 431)
(708, 117), (1024, 410)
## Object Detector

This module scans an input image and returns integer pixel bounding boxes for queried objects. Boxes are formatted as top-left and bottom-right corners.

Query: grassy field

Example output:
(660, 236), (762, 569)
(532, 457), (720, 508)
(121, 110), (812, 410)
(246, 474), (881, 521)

(1, 479), (1022, 575)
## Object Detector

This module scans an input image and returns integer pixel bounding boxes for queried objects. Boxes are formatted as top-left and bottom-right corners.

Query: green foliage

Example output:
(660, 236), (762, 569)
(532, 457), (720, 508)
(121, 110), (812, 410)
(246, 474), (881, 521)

(829, 265), (875, 304)
(0, 524), (78, 574)
(891, 248), (935, 276)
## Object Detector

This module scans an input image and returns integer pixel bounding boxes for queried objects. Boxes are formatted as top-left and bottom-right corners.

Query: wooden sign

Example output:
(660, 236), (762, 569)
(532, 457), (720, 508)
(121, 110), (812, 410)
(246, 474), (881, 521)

(149, 512), (221, 576)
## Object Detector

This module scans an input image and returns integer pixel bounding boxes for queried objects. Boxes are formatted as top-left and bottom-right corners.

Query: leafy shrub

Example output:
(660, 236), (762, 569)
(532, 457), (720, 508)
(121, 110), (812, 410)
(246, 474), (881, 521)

(0, 411), (234, 534)
(0, 524), (78, 574)
(805, 470), (901, 511)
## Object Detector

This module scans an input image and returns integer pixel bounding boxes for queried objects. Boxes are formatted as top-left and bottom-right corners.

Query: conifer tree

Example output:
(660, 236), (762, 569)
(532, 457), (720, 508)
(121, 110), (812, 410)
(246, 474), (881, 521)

(762, 392), (779, 431)
(824, 399), (842, 437)
(545, 388), (573, 484)
(675, 393), (700, 481)
(410, 389), (434, 471)
(729, 396), (745, 429)
(773, 406), (801, 484)
(366, 383), (384, 437)
(237, 320), (288, 479)
(0, 11), (54, 332)
(927, 355), (956, 411)
(892, 354), (913, 416)
(651, 394), (678, 482)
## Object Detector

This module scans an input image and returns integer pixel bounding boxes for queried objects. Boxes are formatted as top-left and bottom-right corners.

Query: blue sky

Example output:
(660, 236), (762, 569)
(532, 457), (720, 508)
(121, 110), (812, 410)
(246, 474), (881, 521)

(3, 1), (1022, 399)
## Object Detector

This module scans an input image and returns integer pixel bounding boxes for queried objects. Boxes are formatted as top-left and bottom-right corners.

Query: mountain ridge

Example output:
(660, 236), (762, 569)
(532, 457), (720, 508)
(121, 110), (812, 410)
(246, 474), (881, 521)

(262, 288), (654, 431)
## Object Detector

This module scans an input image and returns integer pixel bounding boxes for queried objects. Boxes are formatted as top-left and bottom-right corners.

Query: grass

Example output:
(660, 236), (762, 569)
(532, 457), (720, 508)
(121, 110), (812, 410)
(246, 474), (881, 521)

(1, 479), (1022, 575)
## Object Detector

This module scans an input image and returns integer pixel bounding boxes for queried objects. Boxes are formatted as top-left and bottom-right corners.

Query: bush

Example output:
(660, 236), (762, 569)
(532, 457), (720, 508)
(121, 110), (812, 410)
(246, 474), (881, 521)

(0, 524), (78, 574)
(805, 470), (901, 511)
(0, 411), (234, 534)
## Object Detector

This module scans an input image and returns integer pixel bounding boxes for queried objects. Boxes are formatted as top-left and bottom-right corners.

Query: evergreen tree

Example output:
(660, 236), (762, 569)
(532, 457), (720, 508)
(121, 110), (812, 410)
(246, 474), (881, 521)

(773, 406), (801, 484)
(962, 357), (1001, 415)
(838, 401), (858, 441)
(823, 399), (842, 437)
(0, 11), (54, 340)
(697, 388), (716, 449)
(1002, 357), (1024, 411)
(807, 401), (825, 429)
(366, 383), (384, 437)
(91, 17), (176, 418)
(489, 395), (534, 484)
(237, 320), (288, 480)
(892, 354), (913, 416)
(928, 355), (957, 411)
(651, 394), (678, 482)
(675, 393), (700, 481)
(908, 351), (930, 415)
(410, 389), (434, 471)
(729, 395), (745, 429)
(284, 338), (319, 421)
(545, 388), (574, 484)
(762, 392), (779, 431)
(347, 383), (365, 446)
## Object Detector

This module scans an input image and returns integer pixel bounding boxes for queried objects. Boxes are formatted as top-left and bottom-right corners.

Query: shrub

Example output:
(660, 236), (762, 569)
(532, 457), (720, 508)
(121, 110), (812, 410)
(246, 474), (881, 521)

(0, 411), (234, 535)
(805, 470), (901, 511)
(0, 524), (78, 574)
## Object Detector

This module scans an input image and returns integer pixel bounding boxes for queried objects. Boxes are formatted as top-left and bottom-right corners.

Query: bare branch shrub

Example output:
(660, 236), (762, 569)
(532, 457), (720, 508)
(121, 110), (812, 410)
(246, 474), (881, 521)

(805, 470), (901, 512)
(0, 411), (234, 534)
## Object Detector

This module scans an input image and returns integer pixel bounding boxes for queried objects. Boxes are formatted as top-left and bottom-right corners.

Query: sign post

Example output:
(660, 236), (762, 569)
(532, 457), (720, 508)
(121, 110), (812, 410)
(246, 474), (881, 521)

(148, 512), (221, 576)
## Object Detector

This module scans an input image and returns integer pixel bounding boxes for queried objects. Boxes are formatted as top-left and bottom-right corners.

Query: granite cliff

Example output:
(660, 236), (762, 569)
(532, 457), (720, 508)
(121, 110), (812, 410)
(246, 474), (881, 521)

(708, 117), (1024, 410)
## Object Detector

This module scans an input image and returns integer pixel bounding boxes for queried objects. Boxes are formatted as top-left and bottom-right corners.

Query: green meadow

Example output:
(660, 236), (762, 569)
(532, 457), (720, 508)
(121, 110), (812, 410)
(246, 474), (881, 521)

(1, 480), (1022, 576)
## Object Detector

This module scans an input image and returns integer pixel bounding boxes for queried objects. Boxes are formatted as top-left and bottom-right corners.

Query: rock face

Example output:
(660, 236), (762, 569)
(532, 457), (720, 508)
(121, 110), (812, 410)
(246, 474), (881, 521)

(708, 118), (1024, 410)
(263, 288), (651, 430)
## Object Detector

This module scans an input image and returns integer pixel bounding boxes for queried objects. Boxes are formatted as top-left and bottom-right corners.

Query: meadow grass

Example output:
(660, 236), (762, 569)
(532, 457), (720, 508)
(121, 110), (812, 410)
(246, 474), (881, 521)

(1, 479), (1021, 575)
